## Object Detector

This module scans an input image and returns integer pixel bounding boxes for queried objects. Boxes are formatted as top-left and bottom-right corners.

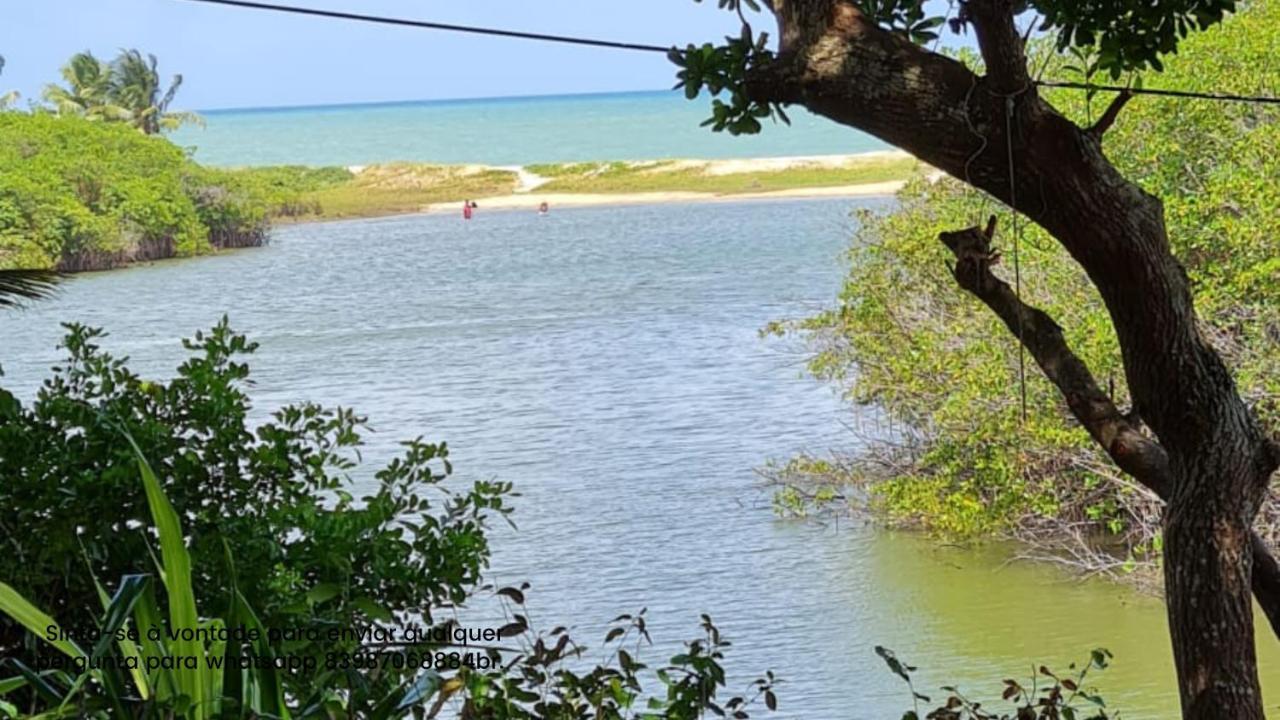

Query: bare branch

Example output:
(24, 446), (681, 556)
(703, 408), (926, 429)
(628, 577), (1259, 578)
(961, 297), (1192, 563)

(1253, 534), (1280, 638)
(1088, 89), (1132, 137)
(939, 216), (1171, 489)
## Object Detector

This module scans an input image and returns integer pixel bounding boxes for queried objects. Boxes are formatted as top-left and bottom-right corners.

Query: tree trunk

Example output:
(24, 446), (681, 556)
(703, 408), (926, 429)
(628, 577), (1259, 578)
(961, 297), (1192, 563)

(746, 1), (1280, 716)
(1165, 493), (1263, 717)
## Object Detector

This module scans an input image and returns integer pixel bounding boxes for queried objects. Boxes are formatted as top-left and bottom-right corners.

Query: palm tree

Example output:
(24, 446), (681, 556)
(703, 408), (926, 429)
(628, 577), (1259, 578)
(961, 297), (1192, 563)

(0, 55), (20, 111)
(42, 51), (123, 121)
(107, 49), (202, 134)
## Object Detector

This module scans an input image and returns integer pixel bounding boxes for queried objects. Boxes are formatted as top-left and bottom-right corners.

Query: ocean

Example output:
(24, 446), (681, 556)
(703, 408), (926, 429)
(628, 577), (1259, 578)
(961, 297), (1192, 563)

(169, 89), (889, 167)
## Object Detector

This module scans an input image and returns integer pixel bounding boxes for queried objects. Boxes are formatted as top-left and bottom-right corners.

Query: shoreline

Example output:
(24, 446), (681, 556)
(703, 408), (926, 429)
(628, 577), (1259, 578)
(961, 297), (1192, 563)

(288, 150), (921, 224)
(418, 180), (908, 215)
(277, 179), (909, 228)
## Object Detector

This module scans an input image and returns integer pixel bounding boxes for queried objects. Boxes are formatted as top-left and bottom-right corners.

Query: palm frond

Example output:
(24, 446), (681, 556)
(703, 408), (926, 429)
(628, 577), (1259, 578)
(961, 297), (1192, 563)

(158, 110), (204, 131)
(0, 270), (63, 308)
(158, 73), (183, 114)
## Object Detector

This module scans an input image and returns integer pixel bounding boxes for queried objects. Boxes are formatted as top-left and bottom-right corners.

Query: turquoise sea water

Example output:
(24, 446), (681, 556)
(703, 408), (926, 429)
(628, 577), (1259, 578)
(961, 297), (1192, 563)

(170, 90), (889, 167)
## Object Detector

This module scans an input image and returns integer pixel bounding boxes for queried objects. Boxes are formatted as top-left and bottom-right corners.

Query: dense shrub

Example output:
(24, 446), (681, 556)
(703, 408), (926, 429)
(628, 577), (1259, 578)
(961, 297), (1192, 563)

(0, 319), (513, 704)
(773, 2), (1279, 569)
(0, 114), (341, 270)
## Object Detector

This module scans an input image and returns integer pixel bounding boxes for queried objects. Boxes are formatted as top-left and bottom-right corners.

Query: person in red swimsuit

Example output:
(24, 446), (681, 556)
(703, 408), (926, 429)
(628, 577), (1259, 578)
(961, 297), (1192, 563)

(463, 200), (473, 220)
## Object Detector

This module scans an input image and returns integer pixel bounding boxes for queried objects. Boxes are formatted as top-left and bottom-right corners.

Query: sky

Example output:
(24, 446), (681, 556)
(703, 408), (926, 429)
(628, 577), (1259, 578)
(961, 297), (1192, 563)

(1, 0), (752, 110)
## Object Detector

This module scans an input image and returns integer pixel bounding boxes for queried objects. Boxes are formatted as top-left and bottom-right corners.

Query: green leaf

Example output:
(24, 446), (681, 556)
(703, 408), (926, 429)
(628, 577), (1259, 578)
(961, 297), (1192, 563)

(128, 434), (208, 720)
(0, 584), (85, 660)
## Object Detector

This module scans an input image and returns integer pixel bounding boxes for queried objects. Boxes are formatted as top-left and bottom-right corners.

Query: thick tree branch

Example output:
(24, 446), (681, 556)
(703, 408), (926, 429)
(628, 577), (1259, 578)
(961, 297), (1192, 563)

(939, 217), (1280, 639)
(939, 218), (1171, 488)
(1088, 90), (1132, 137)
(962, 0), (1031, 92)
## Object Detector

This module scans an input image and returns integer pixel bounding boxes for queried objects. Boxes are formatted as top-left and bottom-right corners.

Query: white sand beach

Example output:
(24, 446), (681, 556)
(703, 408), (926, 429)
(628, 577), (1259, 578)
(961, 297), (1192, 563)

(419, 151), (920, 214)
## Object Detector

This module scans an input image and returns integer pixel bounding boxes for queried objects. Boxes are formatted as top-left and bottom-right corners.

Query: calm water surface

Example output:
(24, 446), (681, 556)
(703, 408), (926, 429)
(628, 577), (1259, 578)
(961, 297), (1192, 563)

(1, 198), (1275, 717)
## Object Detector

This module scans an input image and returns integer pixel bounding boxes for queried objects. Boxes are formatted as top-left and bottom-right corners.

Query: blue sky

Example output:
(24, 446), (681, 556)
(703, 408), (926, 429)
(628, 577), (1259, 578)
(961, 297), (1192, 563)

(1, 0), (751, 110)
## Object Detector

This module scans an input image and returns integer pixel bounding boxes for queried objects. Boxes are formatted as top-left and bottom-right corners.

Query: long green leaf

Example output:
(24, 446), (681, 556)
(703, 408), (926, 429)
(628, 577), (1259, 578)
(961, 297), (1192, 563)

(128, 435), (207, 719)
(0, 584), (84, 659)
(223, 542), (290, 719)
(133, 581), (181, 705)
(90, 573), (150, 701)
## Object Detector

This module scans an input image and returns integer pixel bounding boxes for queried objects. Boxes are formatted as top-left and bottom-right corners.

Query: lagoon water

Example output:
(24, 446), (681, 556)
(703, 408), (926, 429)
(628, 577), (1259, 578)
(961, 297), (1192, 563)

(170, 90), (888, 167)
(1, 199), (1276, 717)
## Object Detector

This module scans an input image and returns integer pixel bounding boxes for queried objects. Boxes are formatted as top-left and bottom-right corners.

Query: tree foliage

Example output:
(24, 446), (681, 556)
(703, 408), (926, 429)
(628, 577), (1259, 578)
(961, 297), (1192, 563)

(0, 56), (19, 112)
(675, 0), (1240, 132)
(42, 50), (202, 134)
(0, 412), (777, 719)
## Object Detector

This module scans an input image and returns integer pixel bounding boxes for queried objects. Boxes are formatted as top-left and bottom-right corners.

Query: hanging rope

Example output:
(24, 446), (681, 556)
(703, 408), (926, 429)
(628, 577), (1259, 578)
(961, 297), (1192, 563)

(961, 76), (992, 228)
(1003, 93), (1029, 424)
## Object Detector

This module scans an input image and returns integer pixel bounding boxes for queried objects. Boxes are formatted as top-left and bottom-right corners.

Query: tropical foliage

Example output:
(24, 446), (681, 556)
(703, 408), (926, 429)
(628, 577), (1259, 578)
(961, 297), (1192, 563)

(769, 2), (1280, 572)
(43, 50), (201, 134)
(0, 112), (334, 271)
(0, 320), (508, 707)
(0, 56), (18, 111)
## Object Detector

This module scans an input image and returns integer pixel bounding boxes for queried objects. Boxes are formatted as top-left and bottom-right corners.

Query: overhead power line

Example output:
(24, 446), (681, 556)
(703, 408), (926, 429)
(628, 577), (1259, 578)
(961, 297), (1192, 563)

(1034, 80), (1280, 105)
(178, 0), (1280, 106)
(177, 0), (672, 53)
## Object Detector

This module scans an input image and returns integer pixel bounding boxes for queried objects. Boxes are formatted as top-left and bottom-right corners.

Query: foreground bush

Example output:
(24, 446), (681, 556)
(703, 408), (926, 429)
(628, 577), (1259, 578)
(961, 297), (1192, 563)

(0, 444), (778, 719)
(877, 646), (1115, 720)
(770, 2), (1280, 572)
(0, 319), (511, 705)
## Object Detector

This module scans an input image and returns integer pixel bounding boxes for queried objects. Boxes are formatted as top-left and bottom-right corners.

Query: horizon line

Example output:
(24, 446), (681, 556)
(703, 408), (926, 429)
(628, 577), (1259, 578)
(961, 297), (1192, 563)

(197, 87), (676, 115)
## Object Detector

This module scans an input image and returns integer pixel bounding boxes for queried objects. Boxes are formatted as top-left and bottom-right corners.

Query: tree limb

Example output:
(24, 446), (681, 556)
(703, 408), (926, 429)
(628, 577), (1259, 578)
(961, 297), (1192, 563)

(1088, 90), (1133, 137)
(940, 217), (1171, 488)
(939, 217), (1280, 639)
(962, 0), (1031, 93)
(1253, 533), (1280, 638)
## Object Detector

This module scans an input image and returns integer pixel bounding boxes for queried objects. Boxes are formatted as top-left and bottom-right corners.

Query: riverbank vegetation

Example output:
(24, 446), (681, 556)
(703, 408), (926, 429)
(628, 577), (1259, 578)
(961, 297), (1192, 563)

(0, 99), (914, 271)
(0, 113), (319, 271)
(765, 1), (1279, 584)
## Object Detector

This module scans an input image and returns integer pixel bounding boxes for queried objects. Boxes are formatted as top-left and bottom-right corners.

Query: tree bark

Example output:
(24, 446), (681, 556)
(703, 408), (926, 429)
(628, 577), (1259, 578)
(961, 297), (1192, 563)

(747, 1), (1280, 716)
